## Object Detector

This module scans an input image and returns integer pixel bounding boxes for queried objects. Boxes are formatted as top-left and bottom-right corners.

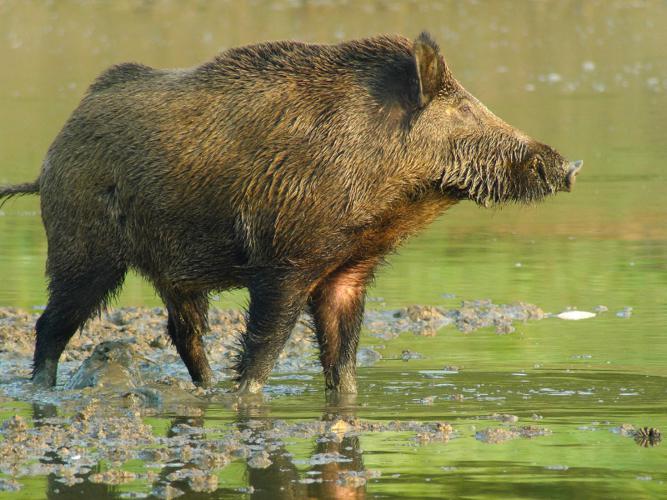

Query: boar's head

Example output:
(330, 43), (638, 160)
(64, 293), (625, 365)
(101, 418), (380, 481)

(404, 32), (582, 206)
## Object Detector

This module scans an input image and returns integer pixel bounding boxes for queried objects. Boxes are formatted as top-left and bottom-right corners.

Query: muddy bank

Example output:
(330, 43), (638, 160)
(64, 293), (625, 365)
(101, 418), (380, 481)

(0, 301), (555, 496)
(3, 302), (654, 497)
(0, 402), (425, 496)
(0, 300), (551, 391)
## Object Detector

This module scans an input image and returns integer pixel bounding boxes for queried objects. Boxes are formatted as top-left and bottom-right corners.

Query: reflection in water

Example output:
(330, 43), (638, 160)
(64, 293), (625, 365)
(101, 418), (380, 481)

(243, 395), (367, 499)
(247, 432), (366, 500)
(4, 368), (664, 499)
(33, 398), (369, 499)
(32, 404), (114, 500)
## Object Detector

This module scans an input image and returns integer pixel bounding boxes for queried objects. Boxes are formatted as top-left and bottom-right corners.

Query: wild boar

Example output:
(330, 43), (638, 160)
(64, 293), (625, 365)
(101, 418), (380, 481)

(0, 32), (582, 393)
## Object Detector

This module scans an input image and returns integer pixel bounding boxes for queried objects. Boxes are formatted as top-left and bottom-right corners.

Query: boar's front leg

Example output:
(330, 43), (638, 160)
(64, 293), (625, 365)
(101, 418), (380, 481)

(309, 260), (377, 394)
(235, 272), (310, 394)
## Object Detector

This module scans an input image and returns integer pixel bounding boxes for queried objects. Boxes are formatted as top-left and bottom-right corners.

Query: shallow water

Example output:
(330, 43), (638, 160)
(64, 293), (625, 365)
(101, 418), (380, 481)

(1, 0), (666, 498)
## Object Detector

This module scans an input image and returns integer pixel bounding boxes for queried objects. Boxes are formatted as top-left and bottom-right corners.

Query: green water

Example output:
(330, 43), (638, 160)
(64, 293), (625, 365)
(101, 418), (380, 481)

(1, 1), (666, 498)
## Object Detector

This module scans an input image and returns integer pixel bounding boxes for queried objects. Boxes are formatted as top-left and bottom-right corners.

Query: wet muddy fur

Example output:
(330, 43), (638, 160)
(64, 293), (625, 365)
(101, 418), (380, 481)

(0, 32), (577, 394)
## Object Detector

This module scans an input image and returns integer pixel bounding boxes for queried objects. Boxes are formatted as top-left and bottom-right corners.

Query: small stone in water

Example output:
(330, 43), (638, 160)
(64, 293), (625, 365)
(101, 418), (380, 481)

(401, 350), (423, 361)
(0, 478), (22, 492)
(616, 307), (633, 318)
(582, 60), (596, 72)
(356, 347), (382, 367)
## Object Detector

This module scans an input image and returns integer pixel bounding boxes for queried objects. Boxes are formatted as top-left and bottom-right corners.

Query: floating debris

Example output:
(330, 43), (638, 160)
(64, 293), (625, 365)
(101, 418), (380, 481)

(633, 427), (662, 447)
(556, 311), (596, 320)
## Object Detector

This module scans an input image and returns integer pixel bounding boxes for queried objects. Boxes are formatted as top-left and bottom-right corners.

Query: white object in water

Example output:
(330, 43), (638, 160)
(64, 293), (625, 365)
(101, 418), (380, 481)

(556, 311), (596, 320)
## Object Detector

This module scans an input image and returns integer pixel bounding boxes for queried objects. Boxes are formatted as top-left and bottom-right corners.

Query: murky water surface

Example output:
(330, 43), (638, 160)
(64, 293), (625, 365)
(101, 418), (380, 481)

(1, 1), (666, 498)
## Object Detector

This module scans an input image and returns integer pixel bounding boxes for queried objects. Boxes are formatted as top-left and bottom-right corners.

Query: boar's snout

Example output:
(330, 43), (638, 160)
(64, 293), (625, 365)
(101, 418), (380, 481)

(524, 143), (583, 198)
(564, 160), (583, 192)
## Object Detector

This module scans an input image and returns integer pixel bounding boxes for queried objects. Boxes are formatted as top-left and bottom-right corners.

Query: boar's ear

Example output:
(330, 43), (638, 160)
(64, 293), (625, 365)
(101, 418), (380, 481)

(413, 32), (445, 107)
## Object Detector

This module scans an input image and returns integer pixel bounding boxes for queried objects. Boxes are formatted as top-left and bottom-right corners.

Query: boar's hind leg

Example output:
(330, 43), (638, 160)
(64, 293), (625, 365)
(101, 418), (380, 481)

(310, 261), (375, 394)
(234, 274), (310, 394)
(32, 264), (127, 387)
(163, 293), (213, 388)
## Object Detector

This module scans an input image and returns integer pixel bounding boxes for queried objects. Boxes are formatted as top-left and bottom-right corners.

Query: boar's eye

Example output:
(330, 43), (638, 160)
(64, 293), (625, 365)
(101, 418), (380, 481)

(458, 103), (473, 115)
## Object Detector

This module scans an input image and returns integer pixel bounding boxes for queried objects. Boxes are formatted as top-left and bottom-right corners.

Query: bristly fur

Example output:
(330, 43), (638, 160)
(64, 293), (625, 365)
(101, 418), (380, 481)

(230, 303), (252, 381)
(6, 32), (571, 392)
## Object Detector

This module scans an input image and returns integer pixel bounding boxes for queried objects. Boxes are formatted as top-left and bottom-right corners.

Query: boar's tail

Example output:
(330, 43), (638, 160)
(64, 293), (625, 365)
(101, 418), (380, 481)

(0, 181), (40, 209)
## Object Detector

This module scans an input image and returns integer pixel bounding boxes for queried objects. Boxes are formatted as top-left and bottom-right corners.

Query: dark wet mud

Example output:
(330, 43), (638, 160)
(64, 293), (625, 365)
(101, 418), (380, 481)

(1, 304), (663, 498)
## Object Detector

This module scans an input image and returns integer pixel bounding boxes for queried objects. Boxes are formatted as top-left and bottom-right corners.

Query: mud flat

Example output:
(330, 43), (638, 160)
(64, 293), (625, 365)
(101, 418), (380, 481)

(0, 302), (582, 496)
(0, 300), (551, 393)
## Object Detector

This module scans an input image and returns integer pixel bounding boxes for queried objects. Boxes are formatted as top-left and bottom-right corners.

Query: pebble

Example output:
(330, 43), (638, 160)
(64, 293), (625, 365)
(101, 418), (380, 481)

(0, 478), (22, 492)
(616, 307), (633, 318)
(356, 347), (382, 367)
